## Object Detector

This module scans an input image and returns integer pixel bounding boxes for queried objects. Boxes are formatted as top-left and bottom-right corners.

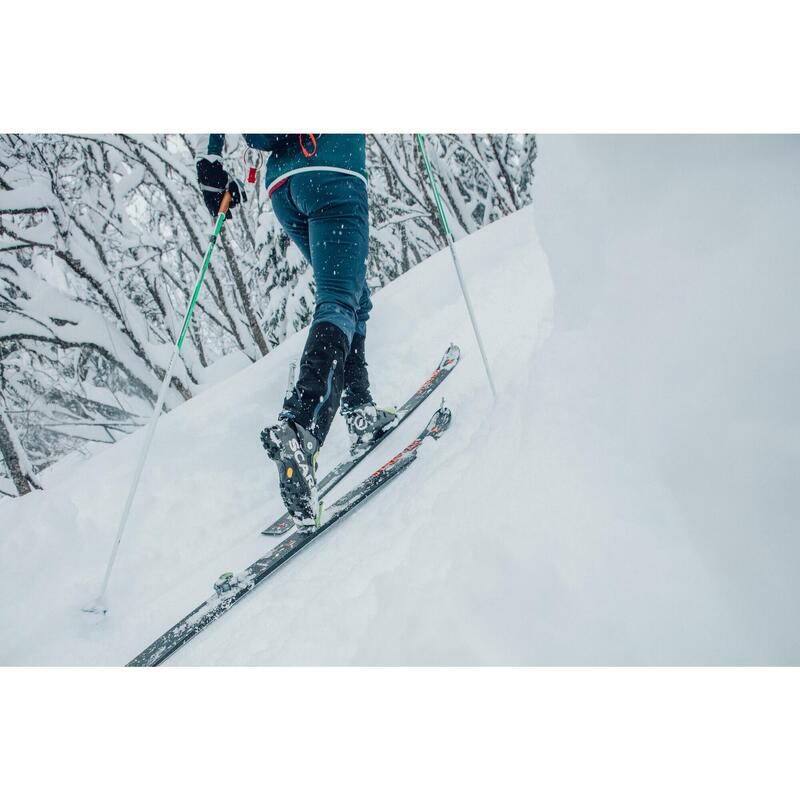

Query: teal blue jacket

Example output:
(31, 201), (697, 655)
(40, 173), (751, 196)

(206, 134), (367, 196)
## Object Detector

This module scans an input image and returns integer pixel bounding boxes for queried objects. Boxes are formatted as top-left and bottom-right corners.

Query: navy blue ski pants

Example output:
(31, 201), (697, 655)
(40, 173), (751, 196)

(270, 171), (371, 343)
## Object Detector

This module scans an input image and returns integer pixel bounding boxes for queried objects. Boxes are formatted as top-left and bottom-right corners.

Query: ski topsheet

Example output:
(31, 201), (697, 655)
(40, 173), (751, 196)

(260, 343), (460, 535)
(127, 402), (453, 667)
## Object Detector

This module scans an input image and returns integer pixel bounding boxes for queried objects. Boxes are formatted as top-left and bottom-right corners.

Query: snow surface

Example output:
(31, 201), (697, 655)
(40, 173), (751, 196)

(2, 135), (798, 665)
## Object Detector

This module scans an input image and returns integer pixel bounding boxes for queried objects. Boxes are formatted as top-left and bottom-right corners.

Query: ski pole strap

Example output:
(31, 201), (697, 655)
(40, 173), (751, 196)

(243, 147), (265, 186)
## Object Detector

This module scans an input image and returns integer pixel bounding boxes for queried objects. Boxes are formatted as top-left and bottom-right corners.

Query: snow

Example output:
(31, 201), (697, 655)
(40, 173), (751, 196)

(194, 349), (254, 390)
(2, 135), (798, 665)
(0, 184), (53, 212)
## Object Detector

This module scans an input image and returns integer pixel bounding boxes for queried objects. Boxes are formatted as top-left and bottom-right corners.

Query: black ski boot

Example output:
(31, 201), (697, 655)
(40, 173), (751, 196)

(340, 332), (396, 453)
(260, 419), (321, 529)
(261, 322), (349, 528)
(343, 404), (398, 453)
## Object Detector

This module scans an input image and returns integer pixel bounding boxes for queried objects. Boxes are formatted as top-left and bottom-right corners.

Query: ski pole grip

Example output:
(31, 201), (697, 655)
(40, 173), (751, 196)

(218, 190), (232, 217)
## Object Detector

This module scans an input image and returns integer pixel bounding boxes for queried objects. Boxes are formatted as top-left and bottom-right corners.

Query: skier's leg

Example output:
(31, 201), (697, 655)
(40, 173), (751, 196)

(261, 173), (369, 526)
(262, 182), (328, 527)
(341, 280), (374, 408)
(271, 176), (354, 444)
(341, 331), (373, 411)
(340, 280), (397, 450)
(279, 320), (349, 441)
(299, 172), (368, 343)
(281, 172), (369, 444)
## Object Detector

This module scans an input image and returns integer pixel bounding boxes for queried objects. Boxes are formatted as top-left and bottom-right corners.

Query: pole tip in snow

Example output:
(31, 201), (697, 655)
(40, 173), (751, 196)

(81, 597), (108, 616)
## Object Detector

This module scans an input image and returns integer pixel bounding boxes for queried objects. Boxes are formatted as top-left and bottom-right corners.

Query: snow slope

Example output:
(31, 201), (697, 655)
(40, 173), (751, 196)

(0, 198), (552, 665)
(2, 135), (798, 665)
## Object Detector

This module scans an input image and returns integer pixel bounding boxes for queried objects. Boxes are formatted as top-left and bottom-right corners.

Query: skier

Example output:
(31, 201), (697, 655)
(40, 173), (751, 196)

(196, 134), (396, 528)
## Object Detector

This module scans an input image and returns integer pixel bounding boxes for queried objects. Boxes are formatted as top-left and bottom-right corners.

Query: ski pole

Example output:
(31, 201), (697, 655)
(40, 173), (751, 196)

(84, 191), (232, 615)
(415, 134), (496, 398)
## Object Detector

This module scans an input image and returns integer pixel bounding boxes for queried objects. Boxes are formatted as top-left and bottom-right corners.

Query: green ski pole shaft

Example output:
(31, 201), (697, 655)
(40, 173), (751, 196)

(85, 192), (232, 614)
(415, 134), (496, 398)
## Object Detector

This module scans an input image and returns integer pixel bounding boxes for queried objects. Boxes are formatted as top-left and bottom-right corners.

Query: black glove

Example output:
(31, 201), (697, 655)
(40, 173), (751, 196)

(196, 156), (246, 219)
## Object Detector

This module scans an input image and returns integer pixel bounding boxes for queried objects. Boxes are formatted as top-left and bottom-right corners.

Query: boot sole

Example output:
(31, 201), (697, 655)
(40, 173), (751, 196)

(261, 425), (319, 528)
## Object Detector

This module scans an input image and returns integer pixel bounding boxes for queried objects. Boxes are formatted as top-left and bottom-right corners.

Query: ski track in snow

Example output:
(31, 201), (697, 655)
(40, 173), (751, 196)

(2, 135), (799, 665)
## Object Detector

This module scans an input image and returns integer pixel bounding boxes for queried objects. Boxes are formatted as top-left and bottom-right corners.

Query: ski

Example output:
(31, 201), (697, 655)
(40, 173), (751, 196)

(127, 402), (453, 667)
(260, 342), (460, 535)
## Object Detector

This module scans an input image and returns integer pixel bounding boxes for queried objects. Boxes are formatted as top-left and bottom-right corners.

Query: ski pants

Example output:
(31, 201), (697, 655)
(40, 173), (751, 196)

(270, 171), (371, 343)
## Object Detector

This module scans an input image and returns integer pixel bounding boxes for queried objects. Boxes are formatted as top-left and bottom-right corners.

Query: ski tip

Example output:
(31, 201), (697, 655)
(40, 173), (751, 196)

(445, 342), (461, 362)
(429, 403), (453, 438)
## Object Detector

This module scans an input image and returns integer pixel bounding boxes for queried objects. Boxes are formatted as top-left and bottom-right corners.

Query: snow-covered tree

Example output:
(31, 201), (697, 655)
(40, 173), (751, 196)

(366, 134), (537, 282)
(0, 134), (536, 491)
(0, 406), (40, 496)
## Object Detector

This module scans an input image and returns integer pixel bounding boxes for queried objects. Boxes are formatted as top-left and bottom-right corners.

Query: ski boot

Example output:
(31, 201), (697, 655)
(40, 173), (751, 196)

(342, 403), (398, 454)
(260, 419), (322, 530)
